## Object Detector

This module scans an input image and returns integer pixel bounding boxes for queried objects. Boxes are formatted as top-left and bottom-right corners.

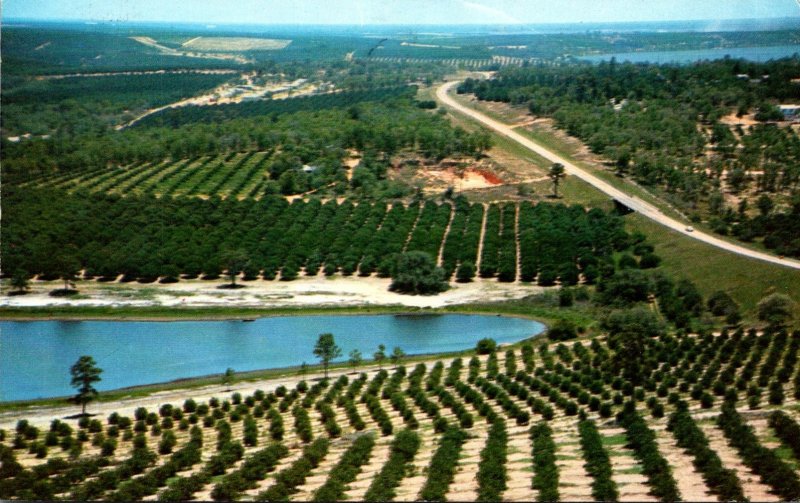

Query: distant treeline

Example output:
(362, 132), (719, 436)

(1, 72), (235, 137)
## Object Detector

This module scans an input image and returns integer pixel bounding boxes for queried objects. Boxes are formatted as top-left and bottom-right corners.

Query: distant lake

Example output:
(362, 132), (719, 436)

(0, 314), (545, 401)
(580, 44), (800, 64)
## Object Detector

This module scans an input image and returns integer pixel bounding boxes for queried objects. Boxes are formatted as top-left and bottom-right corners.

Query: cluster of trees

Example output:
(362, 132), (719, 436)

(135, 86), (415, 127)
(460, 58), (800, 255)
(387, 388), (421, 430)
(768, 411), (800, 460)
(363, 429), (420, 501)
(255, 437), (329, 501)
(617, 404), (680, 501)
(596, 265), (739, 336)
(4, 93), (490, 187)
(387, 251), (449, 295)
(311, 433), (375, 502)
(418, 426), (467, 501)
(339, 378), (368, 431)
(530, 422), (558, 502)
(717, 400), (800, 500)
(577, 419), (618, 501)
(442, 200), (483, 280)
(406, 364), (443, 420)
(3, 190), (641, 291)
(210, 443), (288, 501)
(666, 403), (745, 501)
(2, 72), (234, 137)
(476, 418), (508, 501)
(478, 204), (518, 281)
(0, 440), (113, 500)
(1, 192), (424, 284)
(518, 202), (630, 285)
(363, 389), (394, 436)
(430, 383), (476, 429)
(477, 375), (533, 425)
(292, 405), (313, 443)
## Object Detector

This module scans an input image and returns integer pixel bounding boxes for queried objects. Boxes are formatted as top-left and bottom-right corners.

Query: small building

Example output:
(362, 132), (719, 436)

(779, 105), (800, 122)
(301, 164), (318, 173)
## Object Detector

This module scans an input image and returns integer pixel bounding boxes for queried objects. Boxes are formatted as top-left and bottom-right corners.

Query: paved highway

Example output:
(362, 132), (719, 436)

(436, 80), (800, 271)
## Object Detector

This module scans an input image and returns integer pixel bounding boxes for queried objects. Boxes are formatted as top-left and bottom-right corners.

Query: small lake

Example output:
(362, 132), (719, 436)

(580, 44), (800, 64)
(0, 314), (545, 401)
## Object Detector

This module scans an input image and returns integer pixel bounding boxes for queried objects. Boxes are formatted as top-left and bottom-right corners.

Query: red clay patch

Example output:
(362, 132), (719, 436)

(473, 169), (503, 184)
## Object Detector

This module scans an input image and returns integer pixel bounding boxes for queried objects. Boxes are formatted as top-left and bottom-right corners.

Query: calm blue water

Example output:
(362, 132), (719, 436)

(580, 44), (800, 64)
(0, 314), (544, 401)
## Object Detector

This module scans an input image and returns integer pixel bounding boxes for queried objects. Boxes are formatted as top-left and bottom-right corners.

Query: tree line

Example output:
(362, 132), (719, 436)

(3, 189), (636, 288)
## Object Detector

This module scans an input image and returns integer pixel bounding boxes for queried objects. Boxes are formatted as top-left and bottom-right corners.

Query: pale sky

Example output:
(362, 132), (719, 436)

(4, 0), (799, 25)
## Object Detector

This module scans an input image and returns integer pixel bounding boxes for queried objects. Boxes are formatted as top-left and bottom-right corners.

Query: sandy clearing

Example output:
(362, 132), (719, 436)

(420, 167), (503, 191)
(36, 69), (239, 80)
(1, 273), (543, 311)
(182, 37), (291, 52)
(129, 36), (253, 64)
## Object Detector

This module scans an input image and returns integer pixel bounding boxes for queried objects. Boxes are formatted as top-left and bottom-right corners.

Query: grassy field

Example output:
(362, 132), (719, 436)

(624, 213), (800, 317)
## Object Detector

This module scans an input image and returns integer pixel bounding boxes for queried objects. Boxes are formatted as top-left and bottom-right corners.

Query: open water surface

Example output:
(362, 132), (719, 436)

(0, 314), (545, 401)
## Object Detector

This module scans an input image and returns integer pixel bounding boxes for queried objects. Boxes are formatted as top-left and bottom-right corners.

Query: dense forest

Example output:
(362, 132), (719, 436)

(458, 57), (800, 256)
(3, 94), (491, 197)
(1, 72), (237, 137)
(133, 86), (416, 128)
(2, 189), (634, 286)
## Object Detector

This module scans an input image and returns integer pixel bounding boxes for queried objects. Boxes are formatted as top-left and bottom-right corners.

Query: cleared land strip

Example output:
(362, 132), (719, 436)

(436, 80), (800, 271)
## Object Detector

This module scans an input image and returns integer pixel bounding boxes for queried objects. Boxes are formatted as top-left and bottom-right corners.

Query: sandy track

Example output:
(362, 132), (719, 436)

(436, 80), (800, 271)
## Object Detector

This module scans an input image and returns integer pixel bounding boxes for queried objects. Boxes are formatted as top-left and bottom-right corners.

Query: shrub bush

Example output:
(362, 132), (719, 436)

(719, 402), (800, 500)
(667, 405), (744, 501)
(312, 434), (375, 502)
(531, 422), (558, 502)
(477, 419), (508, 501)
(578, 419), (618, 501)
(419, 427), (467, 501)
(476, 338), (497, 355)
(364, 429), (421, 502)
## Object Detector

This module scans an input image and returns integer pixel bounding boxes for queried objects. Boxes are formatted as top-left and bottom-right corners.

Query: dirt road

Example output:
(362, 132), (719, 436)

(436, 80), (800, 271)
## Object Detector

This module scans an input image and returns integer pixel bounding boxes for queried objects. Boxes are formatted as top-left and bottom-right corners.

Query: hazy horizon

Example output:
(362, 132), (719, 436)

(5, 0), (800, 26)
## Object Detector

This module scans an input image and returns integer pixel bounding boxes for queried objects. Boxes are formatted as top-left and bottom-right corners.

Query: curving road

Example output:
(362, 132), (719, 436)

(436, 80), (800, 271)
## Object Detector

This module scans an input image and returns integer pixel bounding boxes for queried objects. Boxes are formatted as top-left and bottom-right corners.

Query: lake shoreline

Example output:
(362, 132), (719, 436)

(0, 329), (549, 414)
(0, 334), (539, 408)
(1, 311), (548, 406)
(0, 324), (557, 429)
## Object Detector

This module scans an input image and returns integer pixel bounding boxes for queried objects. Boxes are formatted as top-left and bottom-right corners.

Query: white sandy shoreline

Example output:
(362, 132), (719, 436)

(0, 274), (544, 311)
